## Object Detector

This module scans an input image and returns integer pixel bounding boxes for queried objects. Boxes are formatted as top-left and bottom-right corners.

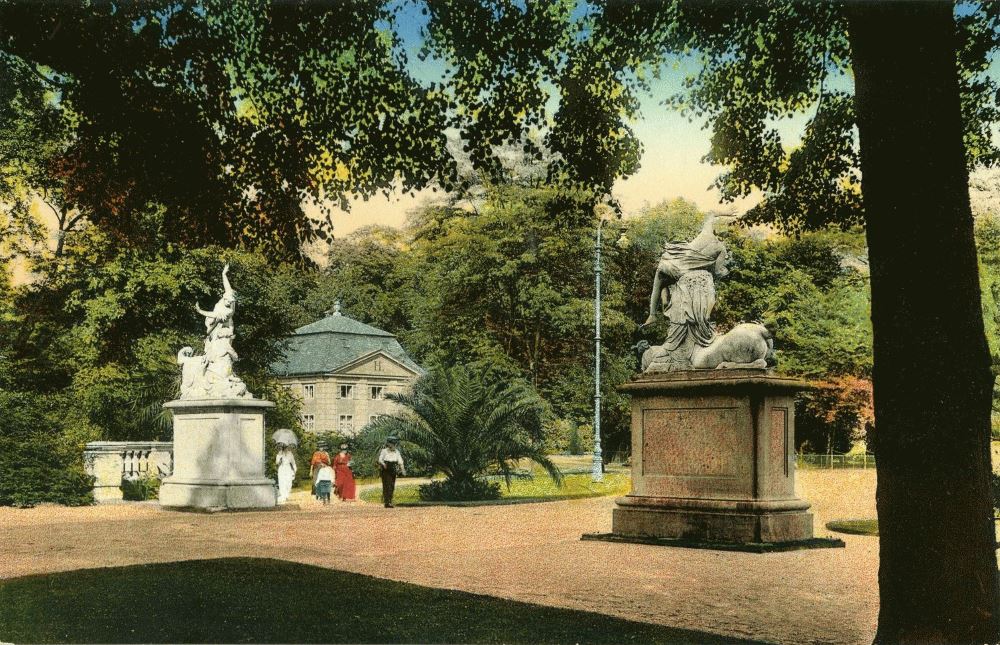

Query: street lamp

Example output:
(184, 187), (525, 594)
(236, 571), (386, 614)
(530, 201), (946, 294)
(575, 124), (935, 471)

(592, 207), (613, 483)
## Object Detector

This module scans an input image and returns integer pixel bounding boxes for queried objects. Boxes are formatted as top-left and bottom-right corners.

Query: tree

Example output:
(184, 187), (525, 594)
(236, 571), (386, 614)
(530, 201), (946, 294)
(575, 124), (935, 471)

(0, 1), (460, 259)
(0, 205), (314, 442)
(846, 5), (998, 640)
(311, 225), (413, 333)
(365, 363), (561, 501)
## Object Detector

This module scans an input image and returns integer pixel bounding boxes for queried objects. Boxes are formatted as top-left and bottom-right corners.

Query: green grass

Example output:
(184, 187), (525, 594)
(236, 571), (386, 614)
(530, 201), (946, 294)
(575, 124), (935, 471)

(826, 519), (879, 536)
(0, 558), (765, 644)
(360, 472), (632, 505)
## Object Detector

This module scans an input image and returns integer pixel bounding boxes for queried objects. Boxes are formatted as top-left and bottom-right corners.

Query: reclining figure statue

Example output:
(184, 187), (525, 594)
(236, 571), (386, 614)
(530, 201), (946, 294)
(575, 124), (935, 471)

(639, 215), (773, 373)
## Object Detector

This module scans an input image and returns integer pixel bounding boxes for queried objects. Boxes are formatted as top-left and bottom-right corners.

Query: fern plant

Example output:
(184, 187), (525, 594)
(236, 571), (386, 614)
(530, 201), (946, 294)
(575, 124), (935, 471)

(366, 364), (561, 500)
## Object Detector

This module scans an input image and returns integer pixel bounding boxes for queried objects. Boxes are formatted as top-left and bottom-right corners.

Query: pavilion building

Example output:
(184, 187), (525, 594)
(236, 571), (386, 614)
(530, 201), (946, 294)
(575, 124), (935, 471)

(270, 304), (423, 437)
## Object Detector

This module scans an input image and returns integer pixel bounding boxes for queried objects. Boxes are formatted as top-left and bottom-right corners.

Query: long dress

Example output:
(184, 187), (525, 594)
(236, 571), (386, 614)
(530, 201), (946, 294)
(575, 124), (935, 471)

(333, 452), (357, 501)
(276, 450), (296, 504)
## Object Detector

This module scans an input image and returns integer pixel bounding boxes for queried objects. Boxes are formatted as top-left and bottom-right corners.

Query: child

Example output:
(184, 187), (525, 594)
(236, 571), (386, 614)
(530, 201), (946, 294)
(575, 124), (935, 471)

(315, 463), (334, 505)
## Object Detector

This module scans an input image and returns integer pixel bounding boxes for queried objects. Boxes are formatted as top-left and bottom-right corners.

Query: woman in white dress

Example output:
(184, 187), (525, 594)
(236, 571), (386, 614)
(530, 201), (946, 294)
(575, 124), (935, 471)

(275, 445), (297, 503)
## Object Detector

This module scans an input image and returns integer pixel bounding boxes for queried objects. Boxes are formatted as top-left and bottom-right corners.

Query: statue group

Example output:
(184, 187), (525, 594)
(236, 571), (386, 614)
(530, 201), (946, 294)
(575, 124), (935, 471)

(638, 215), (772, 372)
(177, 264), (253, 399)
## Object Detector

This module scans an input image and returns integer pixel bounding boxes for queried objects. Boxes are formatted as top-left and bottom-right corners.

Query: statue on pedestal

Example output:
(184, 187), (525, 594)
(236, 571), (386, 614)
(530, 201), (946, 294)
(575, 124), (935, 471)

(639, 216), (773, 372)
(177, 264), (252, 399)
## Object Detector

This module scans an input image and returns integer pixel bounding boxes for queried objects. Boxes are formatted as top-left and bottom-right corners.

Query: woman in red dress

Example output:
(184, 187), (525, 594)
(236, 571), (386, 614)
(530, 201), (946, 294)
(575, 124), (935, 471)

(333, 443), (357, 501)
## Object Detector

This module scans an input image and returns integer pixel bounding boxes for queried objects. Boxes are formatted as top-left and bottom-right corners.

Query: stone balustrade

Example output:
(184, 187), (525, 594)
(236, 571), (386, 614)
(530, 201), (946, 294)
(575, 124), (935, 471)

(83, 441), (173, 503)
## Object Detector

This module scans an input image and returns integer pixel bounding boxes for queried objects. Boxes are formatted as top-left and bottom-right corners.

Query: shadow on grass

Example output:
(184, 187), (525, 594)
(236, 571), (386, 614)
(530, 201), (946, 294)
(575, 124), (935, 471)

(0, 558), (770, 644)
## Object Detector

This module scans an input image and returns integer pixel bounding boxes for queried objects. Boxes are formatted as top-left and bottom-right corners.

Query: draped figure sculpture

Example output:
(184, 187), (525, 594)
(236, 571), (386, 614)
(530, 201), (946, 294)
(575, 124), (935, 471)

(177, 264), (253, 399)
(639, 216), (773, 372)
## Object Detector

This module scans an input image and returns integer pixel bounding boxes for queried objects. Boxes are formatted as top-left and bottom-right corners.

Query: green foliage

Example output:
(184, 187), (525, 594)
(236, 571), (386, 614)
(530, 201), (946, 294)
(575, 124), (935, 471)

(366, 363), (561, 497)
(975, 213), (1000, 432)
(2, 217), (312, 442)
(310, 226), (412, 333)
(826, 519), (879, 536)
(361, 471), (632, 505)
(0, 1), (462, 258)
(795, 377), (874, 454)
(418, 478), (502, 502)
(0, 390), (95, 507)
(120, 475), (161, 502)
(543, 418), (593, 456)
(260, 383), (320, 487)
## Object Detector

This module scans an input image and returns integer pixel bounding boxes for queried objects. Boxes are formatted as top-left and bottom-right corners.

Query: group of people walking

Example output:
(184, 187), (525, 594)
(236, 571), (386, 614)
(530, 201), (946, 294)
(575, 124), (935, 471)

(309, 443), (357, 504)
(273, 436), (407, 507)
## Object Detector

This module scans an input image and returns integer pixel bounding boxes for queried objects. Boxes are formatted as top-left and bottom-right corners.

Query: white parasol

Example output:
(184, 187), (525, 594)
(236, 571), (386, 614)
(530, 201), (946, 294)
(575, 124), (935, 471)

(271, 428), (298, 447)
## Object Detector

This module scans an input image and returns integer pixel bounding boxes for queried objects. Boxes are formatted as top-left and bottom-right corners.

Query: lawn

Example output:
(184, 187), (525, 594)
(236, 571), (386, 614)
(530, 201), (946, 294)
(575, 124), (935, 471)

(359, 471), (632, 505)
(826, 519), (879, 536)
(0, 558), (763, 644)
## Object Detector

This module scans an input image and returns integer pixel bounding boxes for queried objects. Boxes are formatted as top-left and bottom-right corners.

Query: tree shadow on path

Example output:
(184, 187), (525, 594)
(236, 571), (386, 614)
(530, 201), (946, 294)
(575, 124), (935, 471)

(0, 557), (771, 644)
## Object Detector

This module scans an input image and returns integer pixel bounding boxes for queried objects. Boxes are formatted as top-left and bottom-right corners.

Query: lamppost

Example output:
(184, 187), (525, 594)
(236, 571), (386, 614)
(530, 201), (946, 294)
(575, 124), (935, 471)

(592, 212), (610, 483)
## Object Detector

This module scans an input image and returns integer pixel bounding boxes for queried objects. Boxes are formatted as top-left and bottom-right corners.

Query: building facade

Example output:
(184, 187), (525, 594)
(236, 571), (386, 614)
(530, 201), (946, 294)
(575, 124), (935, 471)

(270, 305), (423, 437)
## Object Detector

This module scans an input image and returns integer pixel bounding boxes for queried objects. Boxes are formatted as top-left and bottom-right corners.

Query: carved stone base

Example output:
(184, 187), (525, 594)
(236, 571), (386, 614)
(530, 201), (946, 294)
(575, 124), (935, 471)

(159, 398), (276, 511)
(613, 369), (812, 544)
(159, 478), (277, 510)
(613, 496), (813, 543)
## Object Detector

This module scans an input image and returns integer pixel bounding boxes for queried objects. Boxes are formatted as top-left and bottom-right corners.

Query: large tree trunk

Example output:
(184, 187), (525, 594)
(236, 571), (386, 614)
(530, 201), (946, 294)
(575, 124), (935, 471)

(847, 2), (1000, 642)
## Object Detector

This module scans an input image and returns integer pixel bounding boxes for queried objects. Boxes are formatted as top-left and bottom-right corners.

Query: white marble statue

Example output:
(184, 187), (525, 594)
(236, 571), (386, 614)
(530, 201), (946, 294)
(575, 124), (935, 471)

(640, 216), (773, 372)
(177, 264), (253, 399)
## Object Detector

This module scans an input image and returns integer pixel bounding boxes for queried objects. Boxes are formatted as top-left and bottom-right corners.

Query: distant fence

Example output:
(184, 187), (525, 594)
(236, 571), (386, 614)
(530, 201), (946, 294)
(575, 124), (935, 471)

(797, 453), (876, 469)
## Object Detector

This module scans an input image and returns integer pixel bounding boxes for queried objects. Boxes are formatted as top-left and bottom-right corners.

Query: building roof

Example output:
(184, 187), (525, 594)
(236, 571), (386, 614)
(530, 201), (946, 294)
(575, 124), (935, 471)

(270, 309), (423, 377)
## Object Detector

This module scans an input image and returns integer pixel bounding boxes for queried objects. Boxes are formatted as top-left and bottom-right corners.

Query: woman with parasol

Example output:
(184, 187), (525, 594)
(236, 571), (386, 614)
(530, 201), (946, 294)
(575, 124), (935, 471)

(272, 428), (298, 504)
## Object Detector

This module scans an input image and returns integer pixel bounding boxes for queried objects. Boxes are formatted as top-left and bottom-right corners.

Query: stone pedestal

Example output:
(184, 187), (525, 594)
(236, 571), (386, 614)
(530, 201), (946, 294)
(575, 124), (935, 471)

(613, 369), (812, 544)
(159, 398), (276, 511)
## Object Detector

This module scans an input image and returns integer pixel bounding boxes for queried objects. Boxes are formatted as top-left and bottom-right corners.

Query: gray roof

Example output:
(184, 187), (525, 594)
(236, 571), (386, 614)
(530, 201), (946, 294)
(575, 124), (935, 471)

(271, 312), (423, 377)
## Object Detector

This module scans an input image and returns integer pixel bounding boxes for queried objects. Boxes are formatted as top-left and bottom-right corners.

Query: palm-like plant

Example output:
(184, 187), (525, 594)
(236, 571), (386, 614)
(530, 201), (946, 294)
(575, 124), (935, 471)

(367, 364), (562, 495)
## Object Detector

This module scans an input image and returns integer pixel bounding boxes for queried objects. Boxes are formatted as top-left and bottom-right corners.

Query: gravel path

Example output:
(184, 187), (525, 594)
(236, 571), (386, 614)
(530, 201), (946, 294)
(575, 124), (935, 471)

(0, 470), (878, 644)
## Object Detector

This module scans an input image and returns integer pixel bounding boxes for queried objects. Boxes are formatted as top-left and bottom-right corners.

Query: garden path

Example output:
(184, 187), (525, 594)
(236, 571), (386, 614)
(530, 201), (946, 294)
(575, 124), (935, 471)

(0, 470), (878, 645)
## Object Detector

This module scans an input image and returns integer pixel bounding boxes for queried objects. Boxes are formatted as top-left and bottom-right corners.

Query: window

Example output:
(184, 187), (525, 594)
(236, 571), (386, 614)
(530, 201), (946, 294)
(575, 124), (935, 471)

(339, 415), (354, 434)
(303, 384), (315, 399)
(374, 359), (383, 372)
(339, 385), (354, 399)
(301, 414), (315, 430)
(369, 414), (382, 425)
(370, 385), (384, 400)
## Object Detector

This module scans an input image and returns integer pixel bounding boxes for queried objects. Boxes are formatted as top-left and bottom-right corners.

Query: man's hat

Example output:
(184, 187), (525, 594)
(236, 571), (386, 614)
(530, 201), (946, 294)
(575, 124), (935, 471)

(385, 436), (399, 444)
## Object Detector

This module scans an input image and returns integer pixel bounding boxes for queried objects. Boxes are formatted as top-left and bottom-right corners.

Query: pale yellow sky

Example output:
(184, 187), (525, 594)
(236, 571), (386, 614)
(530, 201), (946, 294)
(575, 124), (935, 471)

(319, 99), (765, 242)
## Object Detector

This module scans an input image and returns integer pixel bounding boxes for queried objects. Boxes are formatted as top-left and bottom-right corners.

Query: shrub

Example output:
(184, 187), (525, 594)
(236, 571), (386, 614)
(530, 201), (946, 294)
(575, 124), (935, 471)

(121, 475), (160, 501)
(365, 363), (562, 499)
(0, 391), (95, 507)
(567, 424), (585, 455)
(543, 418), (593, 455)
(347, 425), (433, 479)
(418, 478), (502, 502)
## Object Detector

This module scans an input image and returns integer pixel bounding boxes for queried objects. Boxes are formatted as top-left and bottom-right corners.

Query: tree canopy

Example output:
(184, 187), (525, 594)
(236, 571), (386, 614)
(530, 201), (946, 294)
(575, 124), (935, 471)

(6, 0), (996, 261)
